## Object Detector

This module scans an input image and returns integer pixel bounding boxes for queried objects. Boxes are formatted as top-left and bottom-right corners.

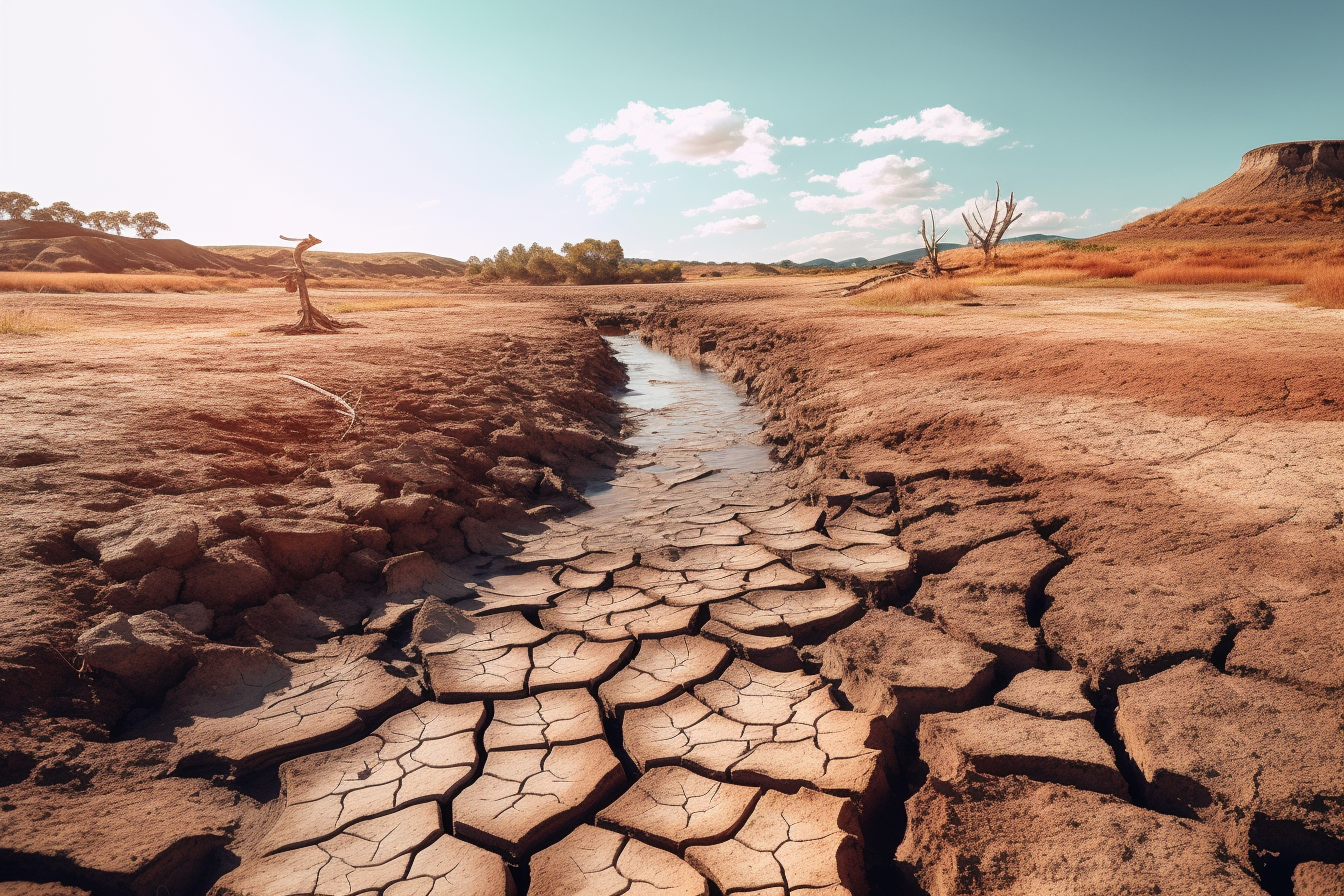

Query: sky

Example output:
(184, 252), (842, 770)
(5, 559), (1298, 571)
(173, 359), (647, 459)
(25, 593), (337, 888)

(2, 0), (1341, 263)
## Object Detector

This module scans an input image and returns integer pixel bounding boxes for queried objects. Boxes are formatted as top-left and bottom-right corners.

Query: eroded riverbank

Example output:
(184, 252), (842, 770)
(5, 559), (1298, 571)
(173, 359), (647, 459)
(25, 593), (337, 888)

(3, 280), (1341, 896)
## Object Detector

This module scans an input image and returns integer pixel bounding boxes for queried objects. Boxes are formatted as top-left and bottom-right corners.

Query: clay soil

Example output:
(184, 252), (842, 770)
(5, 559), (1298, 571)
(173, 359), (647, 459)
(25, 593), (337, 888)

(2, 277), (1343, 896)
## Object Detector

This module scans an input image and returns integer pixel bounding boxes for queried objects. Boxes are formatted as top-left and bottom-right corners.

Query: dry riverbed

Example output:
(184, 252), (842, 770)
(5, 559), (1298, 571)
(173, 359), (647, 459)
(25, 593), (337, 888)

(0, 280), (1341, 896)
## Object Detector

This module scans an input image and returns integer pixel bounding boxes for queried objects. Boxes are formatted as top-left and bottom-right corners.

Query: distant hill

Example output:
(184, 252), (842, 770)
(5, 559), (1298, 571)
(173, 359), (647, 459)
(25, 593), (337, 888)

(0, 220), (271, 275)
(209, 245), (466, 279)
(1108, 140), (1344, 242)
(788, 234), (1074, 269)
(0, 220), (469, 278)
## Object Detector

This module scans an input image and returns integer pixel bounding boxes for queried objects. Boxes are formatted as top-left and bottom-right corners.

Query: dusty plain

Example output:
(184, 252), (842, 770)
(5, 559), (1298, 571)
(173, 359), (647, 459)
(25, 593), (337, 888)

(1, 277), (1342, 896)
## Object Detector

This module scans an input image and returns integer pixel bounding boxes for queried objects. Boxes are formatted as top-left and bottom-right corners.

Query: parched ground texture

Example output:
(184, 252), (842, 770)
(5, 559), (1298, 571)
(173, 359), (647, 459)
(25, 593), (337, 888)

(1, 278), (1342, 896)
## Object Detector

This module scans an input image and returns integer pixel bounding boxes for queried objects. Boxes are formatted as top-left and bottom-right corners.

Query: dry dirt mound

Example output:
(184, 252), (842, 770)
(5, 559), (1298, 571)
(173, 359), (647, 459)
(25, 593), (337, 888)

(0, 220), (272, 275)
(1110, 140), (1344, 241)
(209, 245), (466, 279)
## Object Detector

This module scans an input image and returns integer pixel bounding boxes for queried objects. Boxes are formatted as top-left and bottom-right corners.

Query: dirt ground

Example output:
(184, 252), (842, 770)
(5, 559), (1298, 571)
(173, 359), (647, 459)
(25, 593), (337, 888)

(2, 278), (1342, 896)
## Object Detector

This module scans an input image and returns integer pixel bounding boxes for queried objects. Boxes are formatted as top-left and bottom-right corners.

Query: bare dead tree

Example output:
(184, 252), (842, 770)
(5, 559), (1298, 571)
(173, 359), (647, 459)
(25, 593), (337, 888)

(265, 233), (360, 334)
(962, 183), (1023, 267)
(920, 209), (947, 276)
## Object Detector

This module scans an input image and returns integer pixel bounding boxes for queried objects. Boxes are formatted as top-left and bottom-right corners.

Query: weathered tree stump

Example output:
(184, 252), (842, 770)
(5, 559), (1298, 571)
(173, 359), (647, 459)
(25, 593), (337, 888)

(262, 233), (362, 334)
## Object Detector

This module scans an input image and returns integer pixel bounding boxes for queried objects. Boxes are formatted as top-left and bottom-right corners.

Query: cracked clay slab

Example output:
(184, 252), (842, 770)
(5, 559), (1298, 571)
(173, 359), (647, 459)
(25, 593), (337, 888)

(485, 689), (605, 751)
(213, 802), (512, 896)
(530, 824), (708, 896)
(452, 738), (626, 858)
(258, 702), (487, 855)
(596, 766), (760, 853)
(683, 788), (866, 896)
(623, 660), (892, 805)
(134, 643), (421, 778)
(599, 635), (733, 715)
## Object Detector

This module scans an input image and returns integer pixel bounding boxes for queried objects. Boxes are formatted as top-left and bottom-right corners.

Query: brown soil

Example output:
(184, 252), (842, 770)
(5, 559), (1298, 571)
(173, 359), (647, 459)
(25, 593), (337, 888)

(3, 276), (1342, 896)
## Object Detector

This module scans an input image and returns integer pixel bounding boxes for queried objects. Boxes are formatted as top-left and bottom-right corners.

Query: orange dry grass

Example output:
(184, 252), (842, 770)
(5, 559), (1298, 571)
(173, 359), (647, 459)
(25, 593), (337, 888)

(1291, 269), (1344, 309)
(856, 276), (977, 307)
(0, 272), (465, 294)
(0, 272), (258, 294)
(960, 240), (1344, 288)
(0, 307), (69, 335)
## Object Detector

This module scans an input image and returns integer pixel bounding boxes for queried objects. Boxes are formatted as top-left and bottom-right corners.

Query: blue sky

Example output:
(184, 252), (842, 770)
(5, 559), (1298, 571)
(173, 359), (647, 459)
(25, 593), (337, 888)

(2, 0), (1340, 261)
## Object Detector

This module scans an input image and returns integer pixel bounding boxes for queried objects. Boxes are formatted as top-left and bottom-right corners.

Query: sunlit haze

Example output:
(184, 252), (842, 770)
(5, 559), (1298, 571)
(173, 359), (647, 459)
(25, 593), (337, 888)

(3, 0), (1340, 260)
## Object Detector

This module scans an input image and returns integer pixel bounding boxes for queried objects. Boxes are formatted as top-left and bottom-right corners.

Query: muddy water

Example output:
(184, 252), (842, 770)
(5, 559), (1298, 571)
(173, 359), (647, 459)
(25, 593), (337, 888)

(573, 334), (781, 529)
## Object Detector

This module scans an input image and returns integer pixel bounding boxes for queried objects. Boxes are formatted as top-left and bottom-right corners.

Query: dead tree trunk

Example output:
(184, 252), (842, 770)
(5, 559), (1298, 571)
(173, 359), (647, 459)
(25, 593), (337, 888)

(921, 210), (947, 276)
(962, 183), (1024, 267)
(265, 233), (359, 334)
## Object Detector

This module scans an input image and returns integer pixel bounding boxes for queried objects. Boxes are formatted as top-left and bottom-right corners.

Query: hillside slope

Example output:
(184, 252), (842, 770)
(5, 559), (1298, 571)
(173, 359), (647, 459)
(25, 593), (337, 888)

(208, 245), (466, 278)
(1109, 140), (1344, 242)
(0, 220), (270, 275)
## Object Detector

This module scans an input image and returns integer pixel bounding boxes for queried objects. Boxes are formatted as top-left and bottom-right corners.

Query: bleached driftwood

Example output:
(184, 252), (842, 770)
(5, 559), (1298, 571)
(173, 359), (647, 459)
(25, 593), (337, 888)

(264, 233), (360, 334)
(279, 374), (361, 438)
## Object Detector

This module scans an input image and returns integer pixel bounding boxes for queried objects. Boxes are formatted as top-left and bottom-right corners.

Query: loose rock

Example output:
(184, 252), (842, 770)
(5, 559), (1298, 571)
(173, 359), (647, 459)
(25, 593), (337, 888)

(993, 668), (1095, 721)
(1115, 659), (1344, 862)
(812, 609), (996, 735)
(897, 774), (1269, 896)
(919, 705), (1126, 796)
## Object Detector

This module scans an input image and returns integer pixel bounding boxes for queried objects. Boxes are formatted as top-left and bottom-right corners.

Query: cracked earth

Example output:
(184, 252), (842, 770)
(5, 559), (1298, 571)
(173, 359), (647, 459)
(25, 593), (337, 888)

(2, 283), (1343, 896)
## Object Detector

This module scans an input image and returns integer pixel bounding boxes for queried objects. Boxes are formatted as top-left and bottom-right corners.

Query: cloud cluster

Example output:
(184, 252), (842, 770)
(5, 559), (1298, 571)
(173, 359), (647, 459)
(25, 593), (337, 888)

(581, 175), (646, 214)
(793, 154), (948, 221)
(683, 189), (765, 217)
(563, 100), (807, 211)
(689, 215), (767, 237)
(852, 105), (1006, 147)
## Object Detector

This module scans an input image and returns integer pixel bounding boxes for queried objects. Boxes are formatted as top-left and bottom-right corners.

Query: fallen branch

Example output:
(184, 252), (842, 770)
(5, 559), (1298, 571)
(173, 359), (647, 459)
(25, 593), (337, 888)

(280, 374), (361, 438)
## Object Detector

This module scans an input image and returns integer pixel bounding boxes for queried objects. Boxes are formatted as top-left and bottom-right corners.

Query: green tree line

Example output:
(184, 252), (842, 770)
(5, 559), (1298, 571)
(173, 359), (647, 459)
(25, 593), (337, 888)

(0, 191), (170, 238)
(466, 238), (681, 285)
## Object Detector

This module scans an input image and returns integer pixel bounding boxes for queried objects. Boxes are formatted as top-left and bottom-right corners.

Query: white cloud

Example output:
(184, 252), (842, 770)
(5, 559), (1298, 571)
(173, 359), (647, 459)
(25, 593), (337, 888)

(560, 142), (637, 184)
(580, 175), (644, 213)
(773, 230), (876, 262)
(879, 233), (923, 249)
(683, 189), (765, 217)
(794, 154), (949, 215)
(939, 194), (1092, 236)
(808, 174), (836, 183)
(688, 215), (767, 237)
(565, 100), (801, 179)
(1113, 206), (1159, 225)
(834, 204), (924, 229)
(998, 141), (1033, 151)
(852, 105), (1006, 147)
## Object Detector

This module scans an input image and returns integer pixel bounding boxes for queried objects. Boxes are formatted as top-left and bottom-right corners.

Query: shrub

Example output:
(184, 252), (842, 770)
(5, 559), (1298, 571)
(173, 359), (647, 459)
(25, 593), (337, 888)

(1291, 269), (1344, 308)
(856, 276), (977, 307)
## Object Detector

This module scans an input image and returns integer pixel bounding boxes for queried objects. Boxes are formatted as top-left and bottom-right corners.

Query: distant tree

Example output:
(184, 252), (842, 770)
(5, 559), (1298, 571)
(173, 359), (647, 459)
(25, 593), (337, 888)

(0, 192), (38, 220)
(466, 236), (679, 285)
(130, 211), (170, 239)
(109, 210), (132, 235)
(622, 260), (683, 283)
(562, 238), (624, 285)
(86, 211), (114, 232)
(31, 201), (89, 225)
(962, 183), (1023, 266)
